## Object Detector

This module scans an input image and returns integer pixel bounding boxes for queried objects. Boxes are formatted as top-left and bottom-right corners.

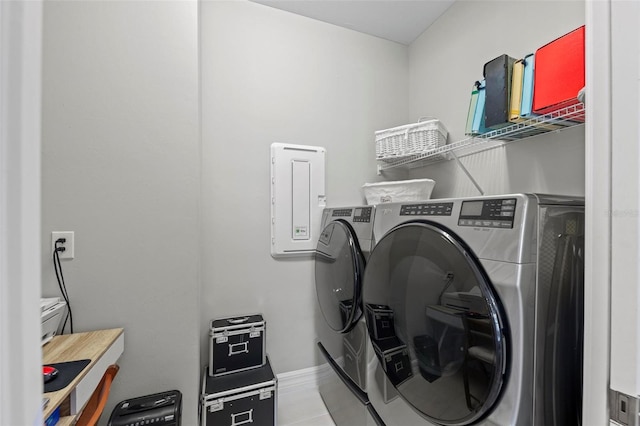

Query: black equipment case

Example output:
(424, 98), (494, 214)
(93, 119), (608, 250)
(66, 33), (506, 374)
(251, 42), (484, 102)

(108, 390), (182, 426)
(200, 357), (277, 426)
(365, 304), (396, 341)
(209, 314), (266, 377)
(372, 337), (413, 387)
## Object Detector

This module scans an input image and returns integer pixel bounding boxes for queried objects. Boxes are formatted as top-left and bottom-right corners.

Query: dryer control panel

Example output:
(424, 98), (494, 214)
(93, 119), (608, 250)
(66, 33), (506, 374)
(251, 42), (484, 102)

(331, 207), (373, 223)
(458, 198), (516, 228)
(400, 202), (453, 216)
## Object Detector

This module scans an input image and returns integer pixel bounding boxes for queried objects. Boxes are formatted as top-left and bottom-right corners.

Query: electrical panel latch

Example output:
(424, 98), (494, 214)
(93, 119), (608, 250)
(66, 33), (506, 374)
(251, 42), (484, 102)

(610, 390), (640, 425)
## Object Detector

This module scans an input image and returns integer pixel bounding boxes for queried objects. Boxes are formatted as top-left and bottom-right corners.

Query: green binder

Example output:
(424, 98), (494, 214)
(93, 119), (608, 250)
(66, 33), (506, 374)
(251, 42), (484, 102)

(465, 81), (481, 135)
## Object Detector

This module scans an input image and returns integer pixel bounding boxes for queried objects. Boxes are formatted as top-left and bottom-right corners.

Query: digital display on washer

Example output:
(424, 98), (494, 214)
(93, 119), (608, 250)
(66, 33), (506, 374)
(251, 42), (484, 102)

(353, 206), (373, 223)
(458, 198), (517, 228)
(400, 203), (453, 216)
(460, 200), (483, 216)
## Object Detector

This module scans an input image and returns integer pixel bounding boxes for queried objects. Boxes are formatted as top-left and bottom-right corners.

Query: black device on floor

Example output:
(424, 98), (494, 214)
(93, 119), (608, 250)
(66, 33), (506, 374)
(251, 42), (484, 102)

(108, 390), (182, 426)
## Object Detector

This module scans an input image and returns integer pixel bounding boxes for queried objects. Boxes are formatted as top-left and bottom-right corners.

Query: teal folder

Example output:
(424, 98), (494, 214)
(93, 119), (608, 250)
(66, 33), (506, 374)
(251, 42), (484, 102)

(520, 53), (535, 117)
(471, 80), (486, 135)
(465, 81), (480, 135)
(520, 53), (563, 130)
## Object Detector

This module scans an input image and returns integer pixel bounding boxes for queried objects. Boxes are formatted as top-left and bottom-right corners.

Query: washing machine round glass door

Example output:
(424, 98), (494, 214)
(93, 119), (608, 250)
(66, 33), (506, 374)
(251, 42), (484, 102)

(363, 220), (508, 425)
(315, 219), (365, 333)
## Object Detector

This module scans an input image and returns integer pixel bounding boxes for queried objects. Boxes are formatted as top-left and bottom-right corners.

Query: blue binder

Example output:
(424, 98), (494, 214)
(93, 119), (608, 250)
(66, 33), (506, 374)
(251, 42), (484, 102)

(471, 80), (486, 135)
(520, 53), (564, 130)
(520, 53), (535, 117)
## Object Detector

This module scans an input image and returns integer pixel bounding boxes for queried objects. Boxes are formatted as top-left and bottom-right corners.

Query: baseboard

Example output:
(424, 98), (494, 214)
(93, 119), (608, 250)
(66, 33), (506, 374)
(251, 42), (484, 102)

(277, 363), (329, 394)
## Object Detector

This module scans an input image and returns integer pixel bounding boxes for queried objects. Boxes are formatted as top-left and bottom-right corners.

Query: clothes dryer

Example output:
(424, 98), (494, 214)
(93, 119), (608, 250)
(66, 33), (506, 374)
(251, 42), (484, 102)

(363, 194), (584, 425)
(315, 206), (383, 426)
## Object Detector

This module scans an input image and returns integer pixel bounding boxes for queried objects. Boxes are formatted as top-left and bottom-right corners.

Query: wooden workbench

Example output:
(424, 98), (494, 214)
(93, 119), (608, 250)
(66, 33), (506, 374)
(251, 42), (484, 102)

(43, 328), (124, 423)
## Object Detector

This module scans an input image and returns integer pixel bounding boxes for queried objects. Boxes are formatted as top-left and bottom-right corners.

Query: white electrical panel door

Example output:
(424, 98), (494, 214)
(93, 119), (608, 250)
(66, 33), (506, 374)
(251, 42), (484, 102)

(271, 143), (326, 258)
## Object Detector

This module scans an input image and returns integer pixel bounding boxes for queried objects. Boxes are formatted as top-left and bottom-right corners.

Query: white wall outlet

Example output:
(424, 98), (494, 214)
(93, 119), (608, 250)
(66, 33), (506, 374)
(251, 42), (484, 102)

(51, 231), (74, 260)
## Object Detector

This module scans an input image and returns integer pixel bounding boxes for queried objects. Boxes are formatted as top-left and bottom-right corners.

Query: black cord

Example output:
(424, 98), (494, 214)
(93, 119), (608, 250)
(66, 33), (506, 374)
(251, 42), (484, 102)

(53, 244), (73, 334)
(53, 239), (73, 334)
(437, 271), (455, 305)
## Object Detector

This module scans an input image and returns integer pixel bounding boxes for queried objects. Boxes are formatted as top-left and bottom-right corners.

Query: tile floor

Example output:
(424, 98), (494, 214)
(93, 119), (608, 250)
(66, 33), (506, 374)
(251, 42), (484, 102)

(278, 384), (335, 426)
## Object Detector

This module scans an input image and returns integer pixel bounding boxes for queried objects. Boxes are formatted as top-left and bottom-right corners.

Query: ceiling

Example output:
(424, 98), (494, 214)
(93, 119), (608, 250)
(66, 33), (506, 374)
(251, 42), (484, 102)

(250, 0), (456, 46)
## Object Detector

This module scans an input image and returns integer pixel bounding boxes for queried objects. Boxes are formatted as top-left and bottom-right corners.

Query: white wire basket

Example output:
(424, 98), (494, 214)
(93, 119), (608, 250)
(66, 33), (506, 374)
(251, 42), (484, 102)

(375, 118), (448, 161)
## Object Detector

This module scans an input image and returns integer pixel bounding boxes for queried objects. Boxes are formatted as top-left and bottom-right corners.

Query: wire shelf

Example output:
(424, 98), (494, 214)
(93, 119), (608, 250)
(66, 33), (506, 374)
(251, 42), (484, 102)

(377, 103), (585, 173)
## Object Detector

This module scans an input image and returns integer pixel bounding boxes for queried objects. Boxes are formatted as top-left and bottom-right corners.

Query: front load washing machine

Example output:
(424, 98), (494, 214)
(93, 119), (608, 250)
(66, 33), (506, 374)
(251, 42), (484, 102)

(315, 206), (383, 425)
(363, 194), (584, 425)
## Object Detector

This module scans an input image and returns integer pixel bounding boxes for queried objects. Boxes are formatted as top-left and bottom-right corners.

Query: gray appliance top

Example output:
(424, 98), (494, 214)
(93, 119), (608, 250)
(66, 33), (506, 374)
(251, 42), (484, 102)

(372, 193), (584, 264)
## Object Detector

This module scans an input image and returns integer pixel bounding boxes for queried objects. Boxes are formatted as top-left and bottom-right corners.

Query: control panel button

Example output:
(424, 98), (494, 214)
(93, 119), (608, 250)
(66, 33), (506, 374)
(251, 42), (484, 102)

(332, 209), (352, 217)
(400, 203), (454, 216)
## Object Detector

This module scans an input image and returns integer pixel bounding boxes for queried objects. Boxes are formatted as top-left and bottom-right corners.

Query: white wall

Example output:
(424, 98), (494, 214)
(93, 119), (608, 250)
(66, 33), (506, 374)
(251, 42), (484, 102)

(610, 0), (640, 404)
(199, 0), (409, 373)
(584, 1), (612, 423)
(41, 1), (200, 423)
(0, 1), (44, 424)
(407, 0), (586, 198)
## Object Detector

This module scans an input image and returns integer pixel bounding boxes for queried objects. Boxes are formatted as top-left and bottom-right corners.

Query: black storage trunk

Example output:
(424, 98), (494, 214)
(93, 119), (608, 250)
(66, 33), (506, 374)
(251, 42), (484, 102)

(108, 390), (182, 426)
(373, 337), (413, 387)
(201, 358), (277, 426)
(365, 304), (396, 341)
(209, 314), (266, 377)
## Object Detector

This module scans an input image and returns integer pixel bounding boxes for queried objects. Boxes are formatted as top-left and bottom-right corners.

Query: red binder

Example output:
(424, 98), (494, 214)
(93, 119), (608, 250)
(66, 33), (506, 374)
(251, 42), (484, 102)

(532, 26), (585, 120)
